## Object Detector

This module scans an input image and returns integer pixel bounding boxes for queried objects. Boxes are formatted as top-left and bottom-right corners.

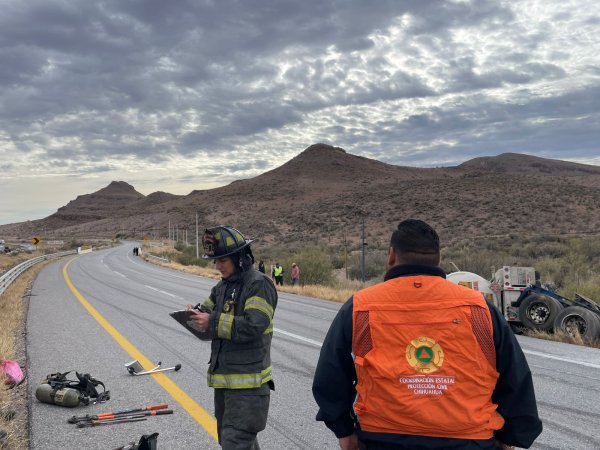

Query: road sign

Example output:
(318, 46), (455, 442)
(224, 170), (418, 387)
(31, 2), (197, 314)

(32, 237), (40, 245)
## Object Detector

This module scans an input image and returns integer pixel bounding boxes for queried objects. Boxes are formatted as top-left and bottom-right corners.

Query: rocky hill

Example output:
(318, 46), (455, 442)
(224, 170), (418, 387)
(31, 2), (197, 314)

(2, 144), (600, 248)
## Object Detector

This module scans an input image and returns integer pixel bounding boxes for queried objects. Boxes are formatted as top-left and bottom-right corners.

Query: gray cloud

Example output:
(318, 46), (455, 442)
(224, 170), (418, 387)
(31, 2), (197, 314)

(1, 0), (599, 223)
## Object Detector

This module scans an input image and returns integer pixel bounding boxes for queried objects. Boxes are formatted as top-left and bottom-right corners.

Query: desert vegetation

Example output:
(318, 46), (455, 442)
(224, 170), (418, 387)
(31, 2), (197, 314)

(440, 234), (600, 303)
(147, 233), (600, 308)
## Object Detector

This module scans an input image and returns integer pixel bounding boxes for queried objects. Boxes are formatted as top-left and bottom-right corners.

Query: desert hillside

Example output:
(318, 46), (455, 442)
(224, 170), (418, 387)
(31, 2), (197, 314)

(2, 144), (600, 248)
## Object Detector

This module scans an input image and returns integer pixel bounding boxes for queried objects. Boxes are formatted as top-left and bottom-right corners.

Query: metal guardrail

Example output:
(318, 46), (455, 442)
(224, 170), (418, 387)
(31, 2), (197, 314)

(145, 254), (170, 263)
(0, 250), (77, 296)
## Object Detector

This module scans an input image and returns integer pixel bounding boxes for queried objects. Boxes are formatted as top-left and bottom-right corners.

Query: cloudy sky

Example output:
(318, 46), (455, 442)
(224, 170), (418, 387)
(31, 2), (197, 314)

(1, 0), (599, 224)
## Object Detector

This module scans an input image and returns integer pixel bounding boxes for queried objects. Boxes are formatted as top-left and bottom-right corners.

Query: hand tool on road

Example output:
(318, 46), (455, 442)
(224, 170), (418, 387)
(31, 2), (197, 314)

(75, 409), (173, 427)
(67, 403), (168, 423)
(76, 417), (148, 428)
(125, 360), (182, 375)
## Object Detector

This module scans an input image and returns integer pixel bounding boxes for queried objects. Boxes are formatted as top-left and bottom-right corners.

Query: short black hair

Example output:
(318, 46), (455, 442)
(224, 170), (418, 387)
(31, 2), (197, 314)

(391, 219), (440, 265)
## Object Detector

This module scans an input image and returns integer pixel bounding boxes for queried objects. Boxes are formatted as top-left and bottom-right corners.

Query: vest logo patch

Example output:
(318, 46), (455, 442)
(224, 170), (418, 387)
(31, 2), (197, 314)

(406, 336), (444, 373)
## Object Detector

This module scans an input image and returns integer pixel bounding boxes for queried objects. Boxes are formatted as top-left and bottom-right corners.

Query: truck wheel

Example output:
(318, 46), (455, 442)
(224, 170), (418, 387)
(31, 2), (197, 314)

(518, 294), (563, 331)
(553, 306), (600, 341)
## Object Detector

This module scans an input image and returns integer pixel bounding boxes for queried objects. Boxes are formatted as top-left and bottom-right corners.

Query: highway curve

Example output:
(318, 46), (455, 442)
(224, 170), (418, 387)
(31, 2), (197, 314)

(26, 244), (600, 449)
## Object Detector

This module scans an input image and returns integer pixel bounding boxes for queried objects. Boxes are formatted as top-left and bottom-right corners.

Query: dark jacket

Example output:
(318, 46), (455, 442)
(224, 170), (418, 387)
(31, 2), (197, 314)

(312, 264), (542, 449)
(198, 268), (277, 389)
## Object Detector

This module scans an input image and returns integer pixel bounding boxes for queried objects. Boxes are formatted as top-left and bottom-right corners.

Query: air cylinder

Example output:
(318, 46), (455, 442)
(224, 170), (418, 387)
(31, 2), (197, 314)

(35, 383), (80, 407)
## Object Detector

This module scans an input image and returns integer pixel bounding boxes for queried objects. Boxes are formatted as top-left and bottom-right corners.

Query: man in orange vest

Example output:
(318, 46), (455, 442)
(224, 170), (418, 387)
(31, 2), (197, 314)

(312, 219), (542, 450)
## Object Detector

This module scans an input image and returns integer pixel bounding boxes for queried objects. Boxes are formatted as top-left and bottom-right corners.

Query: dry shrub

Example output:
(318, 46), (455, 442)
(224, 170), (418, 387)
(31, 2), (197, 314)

(277, 284), (355, 303)
(560, 279), (600, 303)
(279, 246), (336, 287)
(0, 252), (41, 274)
(524, 329), (600, 349)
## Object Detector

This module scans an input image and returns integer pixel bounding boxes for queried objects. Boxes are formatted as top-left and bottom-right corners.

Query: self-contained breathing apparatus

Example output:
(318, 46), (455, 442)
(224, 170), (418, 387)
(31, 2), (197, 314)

(35, 371), (110, 407)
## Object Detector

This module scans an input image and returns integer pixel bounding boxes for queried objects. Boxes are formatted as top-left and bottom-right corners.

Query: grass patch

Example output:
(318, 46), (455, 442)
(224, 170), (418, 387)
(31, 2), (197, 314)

(0, 251), (41, 274)
(277, 283), (354, 303)
(0, 256), (49, 450)
(524, 329), (600, 349)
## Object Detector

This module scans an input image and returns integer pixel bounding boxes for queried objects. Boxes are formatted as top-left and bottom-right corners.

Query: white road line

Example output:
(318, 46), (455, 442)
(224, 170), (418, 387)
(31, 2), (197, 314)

(127, 251), (207, 282)
(113, 271), (126, 278)
(523, 349), (600, 369)
(143, 284), (183, 300)
(274, 328), (322, 348)
(278, 297), (340, 313)
(270, 332), (600, 369)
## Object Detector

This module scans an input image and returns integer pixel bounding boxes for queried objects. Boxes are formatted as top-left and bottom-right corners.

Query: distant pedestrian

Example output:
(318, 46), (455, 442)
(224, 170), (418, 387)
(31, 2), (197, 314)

(291, 263), (300, 286)
(258, 260), (266, 274)
(272, 262), (284, 286)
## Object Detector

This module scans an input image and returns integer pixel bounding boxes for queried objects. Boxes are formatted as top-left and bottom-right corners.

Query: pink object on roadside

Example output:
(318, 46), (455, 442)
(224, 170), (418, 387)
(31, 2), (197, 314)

(0, 359), (24, 386)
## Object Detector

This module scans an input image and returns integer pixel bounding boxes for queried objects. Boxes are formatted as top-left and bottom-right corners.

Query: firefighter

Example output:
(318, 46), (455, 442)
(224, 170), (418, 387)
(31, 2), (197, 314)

(312, 219), (542, 450)
(187, 226), (277, 450)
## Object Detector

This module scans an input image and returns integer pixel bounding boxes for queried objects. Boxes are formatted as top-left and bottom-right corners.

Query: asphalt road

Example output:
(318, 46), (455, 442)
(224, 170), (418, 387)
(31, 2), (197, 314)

(26, 244), (600, 449)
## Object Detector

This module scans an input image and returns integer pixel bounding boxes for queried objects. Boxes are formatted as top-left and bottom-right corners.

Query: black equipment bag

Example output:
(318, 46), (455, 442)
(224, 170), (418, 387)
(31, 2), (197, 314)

(114, 433), (159, 450)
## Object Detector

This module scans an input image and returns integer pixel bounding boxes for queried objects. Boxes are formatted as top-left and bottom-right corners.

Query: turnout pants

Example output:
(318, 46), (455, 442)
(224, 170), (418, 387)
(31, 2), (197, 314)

(214, 384), (270, 450)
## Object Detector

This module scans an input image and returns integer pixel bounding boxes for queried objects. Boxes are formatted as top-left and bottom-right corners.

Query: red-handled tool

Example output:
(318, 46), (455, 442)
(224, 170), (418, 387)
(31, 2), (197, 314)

(75, 410), (173, 428)
(68, 404), (169, 424)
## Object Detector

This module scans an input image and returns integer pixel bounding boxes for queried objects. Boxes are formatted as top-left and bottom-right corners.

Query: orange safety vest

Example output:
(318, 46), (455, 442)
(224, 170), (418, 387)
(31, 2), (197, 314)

(352, 275), (504, 439)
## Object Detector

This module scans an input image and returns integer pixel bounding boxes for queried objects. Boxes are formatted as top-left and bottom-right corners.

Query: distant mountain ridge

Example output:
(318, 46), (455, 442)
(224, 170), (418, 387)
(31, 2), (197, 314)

(2, 144), (600, 247)
(458, 152), (600, 174)
(54, 181), (144, 220)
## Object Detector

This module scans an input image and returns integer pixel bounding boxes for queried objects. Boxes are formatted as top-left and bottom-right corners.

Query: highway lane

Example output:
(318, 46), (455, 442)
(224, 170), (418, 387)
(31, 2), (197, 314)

(26, 244), (600, 449)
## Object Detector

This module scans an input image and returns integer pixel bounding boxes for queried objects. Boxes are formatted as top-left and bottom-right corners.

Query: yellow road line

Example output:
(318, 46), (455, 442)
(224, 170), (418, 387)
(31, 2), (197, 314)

(63, 258), (217, 440)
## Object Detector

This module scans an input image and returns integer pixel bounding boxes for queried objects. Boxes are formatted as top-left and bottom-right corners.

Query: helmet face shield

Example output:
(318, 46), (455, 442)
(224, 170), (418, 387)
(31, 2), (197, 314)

(202, 226), (253, 259)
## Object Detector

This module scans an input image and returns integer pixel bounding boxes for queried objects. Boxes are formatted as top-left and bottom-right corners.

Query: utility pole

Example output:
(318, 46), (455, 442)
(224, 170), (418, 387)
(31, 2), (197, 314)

(196, 213), (199, 258)
(361, 216), (367, 283)
(343, 231), (348, 280)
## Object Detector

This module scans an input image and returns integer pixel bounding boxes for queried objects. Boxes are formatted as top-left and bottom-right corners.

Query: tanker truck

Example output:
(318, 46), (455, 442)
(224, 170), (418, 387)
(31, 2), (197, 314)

(447, 266), (600, 341)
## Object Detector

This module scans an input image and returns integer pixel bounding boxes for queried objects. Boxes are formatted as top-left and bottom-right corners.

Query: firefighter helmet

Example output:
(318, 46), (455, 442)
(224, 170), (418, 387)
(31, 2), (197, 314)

(202, 226), (253, 259)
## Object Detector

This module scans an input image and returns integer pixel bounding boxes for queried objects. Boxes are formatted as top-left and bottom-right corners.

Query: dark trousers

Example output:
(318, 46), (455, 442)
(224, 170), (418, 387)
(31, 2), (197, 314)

(357, 437), (497, 450)
(275, 276), (283, 286)
(214, 385), (270, 450)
